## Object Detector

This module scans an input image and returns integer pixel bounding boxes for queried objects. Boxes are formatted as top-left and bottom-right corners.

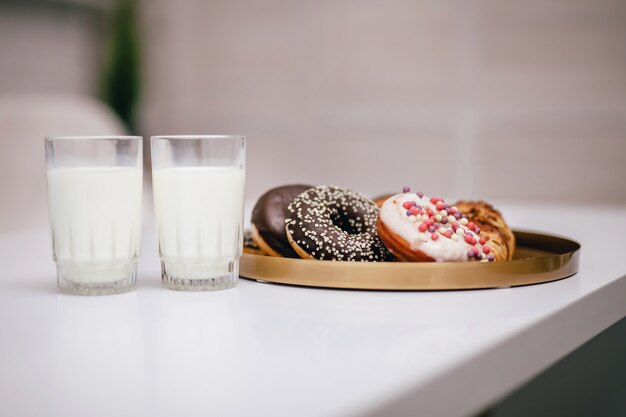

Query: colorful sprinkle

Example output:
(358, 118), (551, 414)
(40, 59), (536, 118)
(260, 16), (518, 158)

(464, 235), (475, 244)
(460, 218), (469, 226)
(416, 191), (424, 198)
(407, 215), (417, 223)
(402, 201), (413, 209)
(483, 245), (491, 254)
(418, 223), (428, 232)
(402, 186), (411, 193)
(488, 254), (495, 262)
(441, 217), (449, 224)
(428, 225), (437, 233)
(479, 238), (487, 245)
(431, 233), (439, 241)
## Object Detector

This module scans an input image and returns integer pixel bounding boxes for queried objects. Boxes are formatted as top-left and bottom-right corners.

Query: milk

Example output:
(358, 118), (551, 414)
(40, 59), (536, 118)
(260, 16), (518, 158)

(152, 167), (245, 279)
(46, 167), (143, 283)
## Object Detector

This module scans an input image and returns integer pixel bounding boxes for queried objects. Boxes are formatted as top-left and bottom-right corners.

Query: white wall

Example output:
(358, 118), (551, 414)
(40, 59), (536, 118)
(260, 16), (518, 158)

(139, 0), (626, 204)
(0, 2), (104, 96)
(0, 0), (624, 216)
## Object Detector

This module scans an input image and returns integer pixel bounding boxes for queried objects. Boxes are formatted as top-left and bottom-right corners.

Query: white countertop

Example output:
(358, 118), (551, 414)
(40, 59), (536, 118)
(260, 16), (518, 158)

(1, 202), (626, 417)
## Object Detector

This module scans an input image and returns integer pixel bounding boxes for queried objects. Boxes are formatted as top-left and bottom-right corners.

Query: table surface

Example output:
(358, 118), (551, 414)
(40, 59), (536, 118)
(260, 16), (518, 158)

(1, 202), (626, 417)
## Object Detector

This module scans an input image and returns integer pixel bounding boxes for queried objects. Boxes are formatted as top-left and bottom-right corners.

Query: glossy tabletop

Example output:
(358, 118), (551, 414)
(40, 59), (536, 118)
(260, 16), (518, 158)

(1, 202), (625, 417)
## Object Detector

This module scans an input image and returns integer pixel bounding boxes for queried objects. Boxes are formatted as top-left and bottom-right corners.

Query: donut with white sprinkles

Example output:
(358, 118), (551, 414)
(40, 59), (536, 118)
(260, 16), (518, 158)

(285, 186), (394, 262)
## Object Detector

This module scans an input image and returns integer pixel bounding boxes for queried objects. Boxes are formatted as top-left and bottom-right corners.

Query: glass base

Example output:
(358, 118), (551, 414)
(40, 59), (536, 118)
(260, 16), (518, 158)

(161, 260), (239, 291)
(56, 263), (137, 295)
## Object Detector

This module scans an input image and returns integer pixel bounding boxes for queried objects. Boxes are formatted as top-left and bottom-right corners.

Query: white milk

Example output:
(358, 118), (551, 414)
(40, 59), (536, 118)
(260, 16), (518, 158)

(152, 167), (245, 279)
(46, 167), (143, 282)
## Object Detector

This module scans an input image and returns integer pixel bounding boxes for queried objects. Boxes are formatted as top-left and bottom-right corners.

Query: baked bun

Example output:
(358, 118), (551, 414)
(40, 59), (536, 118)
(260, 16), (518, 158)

(453, 201), (515, 261)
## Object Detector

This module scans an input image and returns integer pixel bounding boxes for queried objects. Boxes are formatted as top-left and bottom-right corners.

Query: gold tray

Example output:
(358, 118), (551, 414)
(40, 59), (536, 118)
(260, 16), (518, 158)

(240, 230), (580, 290)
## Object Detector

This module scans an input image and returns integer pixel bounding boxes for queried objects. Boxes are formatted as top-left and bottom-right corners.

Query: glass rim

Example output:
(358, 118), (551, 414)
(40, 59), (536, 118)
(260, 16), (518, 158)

(150, 135), (245, 141)
(45, 135), (142, 141)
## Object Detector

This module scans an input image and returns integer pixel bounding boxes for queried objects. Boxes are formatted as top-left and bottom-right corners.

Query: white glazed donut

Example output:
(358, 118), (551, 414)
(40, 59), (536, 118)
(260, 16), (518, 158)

(377, 191), (494, 262)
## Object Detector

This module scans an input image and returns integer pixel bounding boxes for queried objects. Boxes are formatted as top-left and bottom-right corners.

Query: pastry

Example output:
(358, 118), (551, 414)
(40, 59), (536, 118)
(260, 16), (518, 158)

(377, 191), (498, 262)
(285, 186), (394, 261)
(251, 184), (312, 257)
(453, 201), (515, 261)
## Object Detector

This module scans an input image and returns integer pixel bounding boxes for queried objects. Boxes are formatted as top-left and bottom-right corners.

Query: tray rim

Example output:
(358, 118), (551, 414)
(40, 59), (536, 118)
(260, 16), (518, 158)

(239, 229), (581, 290)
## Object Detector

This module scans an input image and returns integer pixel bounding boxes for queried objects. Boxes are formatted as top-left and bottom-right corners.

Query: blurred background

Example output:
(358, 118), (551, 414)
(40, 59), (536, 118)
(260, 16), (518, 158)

(1, 0), (625, 231)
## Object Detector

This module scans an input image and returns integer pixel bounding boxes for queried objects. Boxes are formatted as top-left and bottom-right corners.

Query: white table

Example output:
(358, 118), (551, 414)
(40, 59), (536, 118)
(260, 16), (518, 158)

(1, 203), (625, 417)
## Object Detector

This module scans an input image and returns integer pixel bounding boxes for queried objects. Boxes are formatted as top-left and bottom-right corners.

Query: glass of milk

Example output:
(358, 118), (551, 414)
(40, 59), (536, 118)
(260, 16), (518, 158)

(45, 136), (143, 295)
(151, 135), (245, 291)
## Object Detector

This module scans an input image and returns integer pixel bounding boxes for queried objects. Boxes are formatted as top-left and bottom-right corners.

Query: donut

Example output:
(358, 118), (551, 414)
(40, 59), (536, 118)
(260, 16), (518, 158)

(377, 190), (501, 262)
(243, 229), (266, 256)
(453, 201), (515, 261)
(285, 186), (394, 261)
(251, 184), (312, 258)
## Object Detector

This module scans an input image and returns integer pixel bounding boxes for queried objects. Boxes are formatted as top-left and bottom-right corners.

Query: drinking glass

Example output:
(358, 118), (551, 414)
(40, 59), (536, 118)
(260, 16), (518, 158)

(151, 135), (245, 291)
(45, 136), (143, 295)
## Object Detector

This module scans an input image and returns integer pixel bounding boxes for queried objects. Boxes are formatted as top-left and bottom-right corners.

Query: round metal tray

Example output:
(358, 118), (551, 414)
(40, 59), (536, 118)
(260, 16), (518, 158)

(239, 230), (580, 290)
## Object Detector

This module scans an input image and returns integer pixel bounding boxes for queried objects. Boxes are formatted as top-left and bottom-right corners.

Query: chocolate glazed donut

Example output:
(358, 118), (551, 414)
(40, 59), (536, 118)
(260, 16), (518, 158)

(251, 184), (312, 257)
(285, 186), (394, 261)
